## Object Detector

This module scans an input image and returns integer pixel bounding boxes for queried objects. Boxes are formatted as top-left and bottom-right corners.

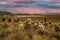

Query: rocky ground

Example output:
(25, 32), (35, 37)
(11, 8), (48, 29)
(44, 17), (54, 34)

(0, 15), (60, 40)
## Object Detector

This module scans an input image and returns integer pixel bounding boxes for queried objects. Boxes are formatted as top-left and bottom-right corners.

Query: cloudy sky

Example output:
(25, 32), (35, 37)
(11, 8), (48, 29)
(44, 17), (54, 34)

(0, 0), (60, 14)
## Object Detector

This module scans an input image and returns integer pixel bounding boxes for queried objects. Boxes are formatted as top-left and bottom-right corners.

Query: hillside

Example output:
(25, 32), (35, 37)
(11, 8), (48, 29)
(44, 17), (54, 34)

(0, 15), (60, 40)
(0, 11), (13, 15)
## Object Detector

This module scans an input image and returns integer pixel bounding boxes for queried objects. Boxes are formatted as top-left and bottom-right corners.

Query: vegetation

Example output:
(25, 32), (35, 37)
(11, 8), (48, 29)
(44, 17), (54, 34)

(0, 11), (60, 40)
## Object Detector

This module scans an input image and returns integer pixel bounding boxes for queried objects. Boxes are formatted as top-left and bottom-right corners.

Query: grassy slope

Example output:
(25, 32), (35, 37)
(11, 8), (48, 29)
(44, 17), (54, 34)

(0, 11), (60, 40)
(0, 15), (60, 40)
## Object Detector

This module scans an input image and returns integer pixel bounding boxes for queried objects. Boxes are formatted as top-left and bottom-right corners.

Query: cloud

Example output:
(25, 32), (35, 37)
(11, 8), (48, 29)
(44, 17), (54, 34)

(5, 0), (31, 2)
(48, 3), (60, 6)
(0, 1), (16, 7)
(50, 0), (60, 2)
(7, 7), (60, 14)
(0, 1), (7, 5)
(7, 8), (46, 14)
(47, 9), (60, 13)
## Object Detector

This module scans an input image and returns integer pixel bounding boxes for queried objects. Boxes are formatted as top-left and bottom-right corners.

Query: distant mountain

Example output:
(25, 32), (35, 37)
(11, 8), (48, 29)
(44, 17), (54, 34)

(0, 11), (13, 15)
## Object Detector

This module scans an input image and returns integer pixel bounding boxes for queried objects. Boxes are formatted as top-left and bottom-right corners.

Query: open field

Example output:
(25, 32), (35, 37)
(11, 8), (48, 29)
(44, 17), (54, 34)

(0, 15), (60, 40)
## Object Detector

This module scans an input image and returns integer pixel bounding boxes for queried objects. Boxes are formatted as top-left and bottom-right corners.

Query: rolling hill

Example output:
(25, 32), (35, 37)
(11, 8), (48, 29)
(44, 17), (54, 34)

(0, 11), (13, 15)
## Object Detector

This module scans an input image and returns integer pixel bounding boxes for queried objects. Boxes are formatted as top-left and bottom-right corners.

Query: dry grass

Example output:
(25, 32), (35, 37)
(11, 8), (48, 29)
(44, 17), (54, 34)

(0, 15), (60, 40)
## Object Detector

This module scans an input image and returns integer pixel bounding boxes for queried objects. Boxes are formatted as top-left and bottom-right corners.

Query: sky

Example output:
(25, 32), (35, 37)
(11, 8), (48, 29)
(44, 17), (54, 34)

(0, 0), (60, 14)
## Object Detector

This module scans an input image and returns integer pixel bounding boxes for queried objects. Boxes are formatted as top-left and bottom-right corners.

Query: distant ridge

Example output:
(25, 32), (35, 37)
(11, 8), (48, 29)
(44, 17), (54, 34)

(0, 11), (13, 15)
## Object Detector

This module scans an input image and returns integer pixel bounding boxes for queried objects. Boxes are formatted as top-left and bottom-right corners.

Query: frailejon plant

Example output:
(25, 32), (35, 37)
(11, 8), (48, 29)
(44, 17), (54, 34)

(0, 15), (60, 40)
